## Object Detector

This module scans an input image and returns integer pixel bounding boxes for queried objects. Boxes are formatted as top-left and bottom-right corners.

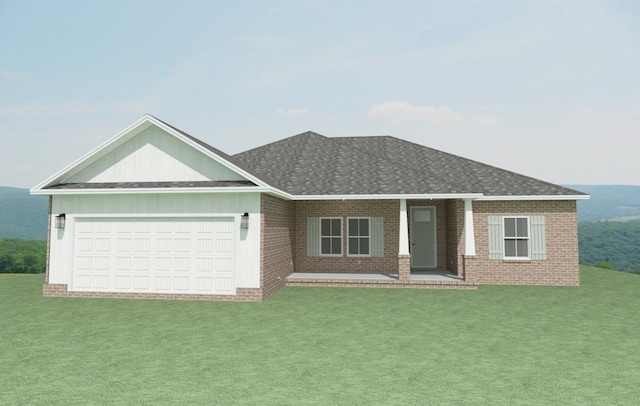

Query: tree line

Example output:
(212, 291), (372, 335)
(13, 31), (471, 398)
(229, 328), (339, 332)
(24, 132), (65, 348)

(0, 239), (46, 274)
(578, 221), (640, 273)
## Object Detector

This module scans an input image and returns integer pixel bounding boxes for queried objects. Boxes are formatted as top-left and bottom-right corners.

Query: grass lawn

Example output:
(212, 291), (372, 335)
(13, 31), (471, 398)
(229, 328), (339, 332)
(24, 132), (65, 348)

(2, 265), (639, 405)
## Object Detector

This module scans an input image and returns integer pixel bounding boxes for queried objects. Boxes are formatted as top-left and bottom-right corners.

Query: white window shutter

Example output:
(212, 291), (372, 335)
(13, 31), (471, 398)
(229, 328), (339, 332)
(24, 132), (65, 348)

(530, 216), (546, 260)
(307, 217), (319, 257)
(370, 217), (384, 257)
(488, 216), (503, 260)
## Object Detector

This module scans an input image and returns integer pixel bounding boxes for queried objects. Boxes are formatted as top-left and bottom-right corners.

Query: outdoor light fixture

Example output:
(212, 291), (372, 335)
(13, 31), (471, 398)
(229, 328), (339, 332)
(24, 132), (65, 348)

(55, 214), (66, 229)
(241, 213), (249, 229)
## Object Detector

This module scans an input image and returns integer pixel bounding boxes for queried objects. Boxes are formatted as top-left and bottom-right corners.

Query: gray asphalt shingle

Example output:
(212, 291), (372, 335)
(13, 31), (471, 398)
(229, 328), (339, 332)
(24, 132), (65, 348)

(232, 131), (584, 197)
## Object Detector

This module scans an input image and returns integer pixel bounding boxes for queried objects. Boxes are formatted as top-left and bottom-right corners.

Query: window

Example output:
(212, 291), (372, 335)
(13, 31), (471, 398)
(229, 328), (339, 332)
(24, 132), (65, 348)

(320, 218), (342, 256)
(503, 217), (529, 259)
(348, 218), (370, 256)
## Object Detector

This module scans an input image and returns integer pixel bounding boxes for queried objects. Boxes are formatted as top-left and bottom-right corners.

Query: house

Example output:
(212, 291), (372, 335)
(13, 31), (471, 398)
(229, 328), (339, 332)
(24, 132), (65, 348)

(31, 115), (588, 301)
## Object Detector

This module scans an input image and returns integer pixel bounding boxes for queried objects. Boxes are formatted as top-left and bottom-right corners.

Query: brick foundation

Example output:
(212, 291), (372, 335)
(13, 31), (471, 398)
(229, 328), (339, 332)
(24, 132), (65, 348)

(43, 283), (263, 301)
(398, 254), (411, 281)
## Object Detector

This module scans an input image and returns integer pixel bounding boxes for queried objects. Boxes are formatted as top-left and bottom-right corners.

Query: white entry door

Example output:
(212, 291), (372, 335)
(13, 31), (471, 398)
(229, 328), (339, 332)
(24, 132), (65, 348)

(410, 207), (437, 268)
(72, 217), (234, 295)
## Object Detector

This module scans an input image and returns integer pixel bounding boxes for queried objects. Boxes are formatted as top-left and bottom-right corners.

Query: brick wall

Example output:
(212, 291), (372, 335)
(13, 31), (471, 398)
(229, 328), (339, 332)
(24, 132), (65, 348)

(260, 194), (296, 299)
(444, 199), (464, 276)
(295, 200), (399, 273)
(467, 200), (580, 286)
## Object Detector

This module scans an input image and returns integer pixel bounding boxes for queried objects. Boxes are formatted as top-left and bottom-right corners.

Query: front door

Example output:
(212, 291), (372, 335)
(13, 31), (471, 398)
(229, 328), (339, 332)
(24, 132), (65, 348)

(410, 207), (437, 268)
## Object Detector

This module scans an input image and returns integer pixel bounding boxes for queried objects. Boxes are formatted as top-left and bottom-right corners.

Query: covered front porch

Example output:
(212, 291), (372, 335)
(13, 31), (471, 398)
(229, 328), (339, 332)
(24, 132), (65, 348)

(291, 197), (479, 289)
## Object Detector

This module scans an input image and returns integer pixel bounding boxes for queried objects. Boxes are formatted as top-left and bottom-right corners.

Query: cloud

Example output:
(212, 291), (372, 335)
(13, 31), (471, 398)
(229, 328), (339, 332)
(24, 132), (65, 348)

(473, 115), (500, 126)
(276, 108), (308, 116)
(0, 70), (28, 82)
(368, 101), (463, 124)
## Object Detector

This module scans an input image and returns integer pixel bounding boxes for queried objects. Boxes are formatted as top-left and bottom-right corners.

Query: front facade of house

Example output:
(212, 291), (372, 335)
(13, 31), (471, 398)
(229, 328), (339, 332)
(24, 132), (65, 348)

(32, 115), (587, 301)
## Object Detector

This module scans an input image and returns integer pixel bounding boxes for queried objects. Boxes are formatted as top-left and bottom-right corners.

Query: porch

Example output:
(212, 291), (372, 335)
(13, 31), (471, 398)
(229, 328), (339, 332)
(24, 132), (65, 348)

(286, 269), (477, 290)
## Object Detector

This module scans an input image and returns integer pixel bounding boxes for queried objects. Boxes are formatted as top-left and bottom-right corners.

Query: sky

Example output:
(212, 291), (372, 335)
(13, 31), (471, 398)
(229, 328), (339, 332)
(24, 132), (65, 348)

(1, 0), (639, 189)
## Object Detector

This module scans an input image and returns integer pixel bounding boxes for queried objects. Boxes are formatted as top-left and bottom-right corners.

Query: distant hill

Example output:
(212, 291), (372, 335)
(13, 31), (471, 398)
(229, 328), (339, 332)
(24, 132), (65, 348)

(566, 185), (640, 272)
(578, 221), (640, 272)
(0, 187), (48, 240)
(565, 185), (640, 222)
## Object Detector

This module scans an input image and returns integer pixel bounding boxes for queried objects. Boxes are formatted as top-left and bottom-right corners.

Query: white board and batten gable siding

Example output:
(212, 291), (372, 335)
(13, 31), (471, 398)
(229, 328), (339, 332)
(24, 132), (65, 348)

(63, 125), (246, 183)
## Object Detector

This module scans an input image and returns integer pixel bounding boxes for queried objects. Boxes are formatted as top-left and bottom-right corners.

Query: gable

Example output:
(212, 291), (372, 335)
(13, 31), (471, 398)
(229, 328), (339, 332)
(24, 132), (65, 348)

(63, 125), (247, 184)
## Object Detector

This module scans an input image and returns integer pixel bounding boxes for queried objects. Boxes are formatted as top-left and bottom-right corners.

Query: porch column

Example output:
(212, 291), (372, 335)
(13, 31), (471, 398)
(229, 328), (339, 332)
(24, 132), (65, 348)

(398, 199), (411, 282)
(463, 198), (476, 256)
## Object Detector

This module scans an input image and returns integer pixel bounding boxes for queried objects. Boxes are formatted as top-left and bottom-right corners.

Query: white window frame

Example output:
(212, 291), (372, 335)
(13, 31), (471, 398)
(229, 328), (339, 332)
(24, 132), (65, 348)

(347, 217), (371, 257)
(502, 216), (530, 260)
(319, 217), (343, 257)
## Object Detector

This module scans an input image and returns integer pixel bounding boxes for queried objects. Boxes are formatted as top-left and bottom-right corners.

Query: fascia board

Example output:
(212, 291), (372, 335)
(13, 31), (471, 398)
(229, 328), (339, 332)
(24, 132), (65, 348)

(285, 193), (485, 200)
(476, 195), (590, 201)
(31, 187), (271, 196)
(30, 116), (155, 193)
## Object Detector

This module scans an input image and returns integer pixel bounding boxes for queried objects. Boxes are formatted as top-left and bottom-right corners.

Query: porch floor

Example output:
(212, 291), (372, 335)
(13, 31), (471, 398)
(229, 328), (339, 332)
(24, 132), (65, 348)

(285, 269), (476, 290)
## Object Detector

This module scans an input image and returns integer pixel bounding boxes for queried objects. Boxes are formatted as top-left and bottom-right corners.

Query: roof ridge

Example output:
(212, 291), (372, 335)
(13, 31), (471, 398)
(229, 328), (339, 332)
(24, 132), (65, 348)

(233, 130), (326, 157)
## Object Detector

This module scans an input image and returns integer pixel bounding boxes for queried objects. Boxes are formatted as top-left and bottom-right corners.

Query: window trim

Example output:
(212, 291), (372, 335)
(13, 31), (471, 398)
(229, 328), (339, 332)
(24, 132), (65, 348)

(502, 216), (530, 260)
(347, 217), (371, 257)
(319, 217), (343, 257)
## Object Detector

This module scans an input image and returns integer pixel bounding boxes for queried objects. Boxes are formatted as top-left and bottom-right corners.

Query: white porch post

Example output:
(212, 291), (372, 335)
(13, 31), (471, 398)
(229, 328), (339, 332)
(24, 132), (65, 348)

(399, 199), (410, 255)
(398, 199), (411, 282)
(463, 198), (476, 256)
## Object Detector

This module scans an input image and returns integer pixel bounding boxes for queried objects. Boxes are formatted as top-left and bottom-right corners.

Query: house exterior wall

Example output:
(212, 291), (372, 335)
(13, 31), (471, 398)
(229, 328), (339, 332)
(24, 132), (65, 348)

(445, 199), (464, 276)
(295, 200), (399, 273)
(260, 194), (295, 299)
(46, 192), (262, 295)
(466, 200), (580, 285)
(406, 200), (447, 269)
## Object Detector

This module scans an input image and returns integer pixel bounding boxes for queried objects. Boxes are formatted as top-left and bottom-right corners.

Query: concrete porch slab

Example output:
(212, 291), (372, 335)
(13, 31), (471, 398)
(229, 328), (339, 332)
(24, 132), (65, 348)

(285, 270), (476, 290)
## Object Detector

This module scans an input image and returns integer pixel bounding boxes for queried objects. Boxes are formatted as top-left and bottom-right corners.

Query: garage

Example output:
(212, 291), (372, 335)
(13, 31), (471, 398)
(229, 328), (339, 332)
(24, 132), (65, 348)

(72, 217), (235, 295)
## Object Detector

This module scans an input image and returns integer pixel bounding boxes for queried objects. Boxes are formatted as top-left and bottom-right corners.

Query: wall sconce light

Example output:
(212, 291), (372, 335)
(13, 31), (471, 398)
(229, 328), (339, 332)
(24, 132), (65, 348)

(55, 214), (66, 229)
(240, 213), (249, 229)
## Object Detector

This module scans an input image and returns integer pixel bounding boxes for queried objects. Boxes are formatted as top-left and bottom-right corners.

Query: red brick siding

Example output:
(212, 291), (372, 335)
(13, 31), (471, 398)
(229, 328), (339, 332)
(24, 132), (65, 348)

(445, 199), (464, 276)
(295, 200), (399, 273)
(260, 194), (296, 299)
(467, 200), (579, 286)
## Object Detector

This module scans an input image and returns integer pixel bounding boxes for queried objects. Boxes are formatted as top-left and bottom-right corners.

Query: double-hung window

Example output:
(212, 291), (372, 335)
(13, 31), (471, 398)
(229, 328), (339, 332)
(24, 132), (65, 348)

(503, 217), (529, 259)
(348, 218), (370, 256)
(320, 218), (342, 256)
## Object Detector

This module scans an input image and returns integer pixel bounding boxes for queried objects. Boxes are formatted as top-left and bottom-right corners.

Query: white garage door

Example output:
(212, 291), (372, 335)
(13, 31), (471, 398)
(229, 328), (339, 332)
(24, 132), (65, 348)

(72, 217), (235, 295)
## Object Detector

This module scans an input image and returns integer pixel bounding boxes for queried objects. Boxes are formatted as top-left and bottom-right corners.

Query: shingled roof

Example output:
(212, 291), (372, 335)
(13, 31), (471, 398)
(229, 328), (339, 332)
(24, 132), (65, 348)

(232, 131), (585, 197)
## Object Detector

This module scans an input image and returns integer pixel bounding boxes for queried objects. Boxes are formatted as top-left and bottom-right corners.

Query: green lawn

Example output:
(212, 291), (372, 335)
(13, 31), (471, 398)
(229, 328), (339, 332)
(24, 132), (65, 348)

(1, 266), (639, 405)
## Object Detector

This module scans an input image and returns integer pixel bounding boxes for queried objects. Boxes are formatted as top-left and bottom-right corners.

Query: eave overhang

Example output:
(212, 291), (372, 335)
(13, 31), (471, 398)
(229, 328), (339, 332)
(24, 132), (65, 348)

(281, 193), (484, 200)
(31, 187), (271, 196)
(475, 194), (590, 201)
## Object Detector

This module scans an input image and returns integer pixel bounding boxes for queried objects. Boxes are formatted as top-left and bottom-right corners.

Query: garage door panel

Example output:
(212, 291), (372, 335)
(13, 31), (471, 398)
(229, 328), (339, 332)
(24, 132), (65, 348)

(73, 217), (235, 295)
(114, 275), (131, 289)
